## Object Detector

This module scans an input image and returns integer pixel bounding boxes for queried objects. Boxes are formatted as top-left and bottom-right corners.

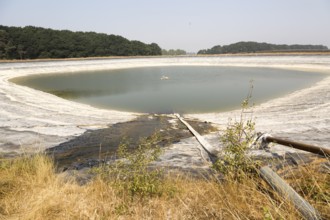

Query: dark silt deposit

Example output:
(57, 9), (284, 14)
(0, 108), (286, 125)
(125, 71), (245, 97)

(47, 114), (217, 170)
(46, 114), (327, 175)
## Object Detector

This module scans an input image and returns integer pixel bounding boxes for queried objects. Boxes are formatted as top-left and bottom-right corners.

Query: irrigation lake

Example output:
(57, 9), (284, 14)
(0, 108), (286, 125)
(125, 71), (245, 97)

(11, 66), (324, 114)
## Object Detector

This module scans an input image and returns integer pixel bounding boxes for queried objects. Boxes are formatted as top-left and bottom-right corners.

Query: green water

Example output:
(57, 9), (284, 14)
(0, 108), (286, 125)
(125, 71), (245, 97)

(12, 66), (324, 113)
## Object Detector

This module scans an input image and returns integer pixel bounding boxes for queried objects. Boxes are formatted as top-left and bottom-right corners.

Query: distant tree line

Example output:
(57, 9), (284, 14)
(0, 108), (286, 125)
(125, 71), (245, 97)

(0, 25), (162, 59)
(198, 41), (329, 54)
(161, 49), (186, 56)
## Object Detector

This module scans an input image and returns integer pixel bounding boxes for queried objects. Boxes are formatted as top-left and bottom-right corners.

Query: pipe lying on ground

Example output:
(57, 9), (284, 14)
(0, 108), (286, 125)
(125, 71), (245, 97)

(264, 136), (330, 157)
(175, 115), (322, 218)
(260, 166), (321, 220)
(174, 113), (216, 162)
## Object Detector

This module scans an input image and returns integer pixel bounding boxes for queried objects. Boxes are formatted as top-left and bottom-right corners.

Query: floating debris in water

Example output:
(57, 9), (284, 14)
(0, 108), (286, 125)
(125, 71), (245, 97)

(161, 75), (169, 80)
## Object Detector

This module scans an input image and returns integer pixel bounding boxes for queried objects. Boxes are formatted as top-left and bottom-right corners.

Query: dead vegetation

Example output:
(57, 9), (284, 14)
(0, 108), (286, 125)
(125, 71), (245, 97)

(0, 152), (328, 220)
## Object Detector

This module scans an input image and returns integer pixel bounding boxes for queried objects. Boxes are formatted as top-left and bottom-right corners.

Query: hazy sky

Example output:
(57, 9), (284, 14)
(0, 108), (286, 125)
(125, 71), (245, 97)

(1, 0), (329, 52)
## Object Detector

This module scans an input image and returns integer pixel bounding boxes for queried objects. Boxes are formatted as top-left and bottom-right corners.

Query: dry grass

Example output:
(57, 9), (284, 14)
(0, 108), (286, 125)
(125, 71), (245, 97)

(278, 159), (330, 219)
(0, 154), (328, 220)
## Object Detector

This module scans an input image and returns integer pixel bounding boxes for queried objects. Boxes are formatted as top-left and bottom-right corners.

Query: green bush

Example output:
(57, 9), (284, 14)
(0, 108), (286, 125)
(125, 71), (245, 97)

(213, 85), (259, 180)
(95, 133), (166, 198)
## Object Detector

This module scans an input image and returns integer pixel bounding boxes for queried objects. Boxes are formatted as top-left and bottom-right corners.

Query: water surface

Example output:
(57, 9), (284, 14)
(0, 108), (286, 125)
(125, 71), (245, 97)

(12, 66), (324, 113)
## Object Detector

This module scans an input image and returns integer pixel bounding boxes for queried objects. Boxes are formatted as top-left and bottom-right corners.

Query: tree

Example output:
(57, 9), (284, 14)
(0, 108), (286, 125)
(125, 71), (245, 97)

(0, 30), (9, 59)
(198, 41), (329, 55)
(0, 25), (162, 59)
(162, 48), (186, 56)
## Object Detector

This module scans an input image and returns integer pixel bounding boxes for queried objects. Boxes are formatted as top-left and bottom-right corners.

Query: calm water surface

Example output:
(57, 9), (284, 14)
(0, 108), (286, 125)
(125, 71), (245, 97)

(12, 66), (324, 113)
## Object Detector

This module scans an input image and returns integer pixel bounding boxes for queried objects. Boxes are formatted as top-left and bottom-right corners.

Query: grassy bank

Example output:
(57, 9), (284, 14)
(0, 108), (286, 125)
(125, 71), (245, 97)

(0, 154), (328, 219)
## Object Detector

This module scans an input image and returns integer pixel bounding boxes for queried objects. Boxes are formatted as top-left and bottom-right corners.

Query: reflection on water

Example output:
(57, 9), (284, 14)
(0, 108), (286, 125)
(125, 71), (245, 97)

(11, 66), (324, 113)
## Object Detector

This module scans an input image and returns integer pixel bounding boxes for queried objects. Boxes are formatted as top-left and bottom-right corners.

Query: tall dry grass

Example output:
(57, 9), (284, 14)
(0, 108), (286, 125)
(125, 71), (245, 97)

(0, 154), (329, 219)
(278, 160), (330, 219)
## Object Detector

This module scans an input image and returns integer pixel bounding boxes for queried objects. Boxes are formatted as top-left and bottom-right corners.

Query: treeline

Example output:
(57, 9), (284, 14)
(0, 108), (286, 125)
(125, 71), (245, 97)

(0, 25), (162, 59)
(1, 25), (328, 60)
(161, 49), (186, 56)
(198, 41), (329, 54)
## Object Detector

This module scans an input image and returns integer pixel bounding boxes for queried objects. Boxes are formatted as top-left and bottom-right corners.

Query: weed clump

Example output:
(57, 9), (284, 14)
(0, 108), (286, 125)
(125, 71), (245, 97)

(94, 133), (169, 198)
(213, 84), (259, 180)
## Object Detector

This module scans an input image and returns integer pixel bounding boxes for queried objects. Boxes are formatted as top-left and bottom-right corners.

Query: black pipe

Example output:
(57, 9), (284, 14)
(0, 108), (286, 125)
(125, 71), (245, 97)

(265, 136), (330, 157)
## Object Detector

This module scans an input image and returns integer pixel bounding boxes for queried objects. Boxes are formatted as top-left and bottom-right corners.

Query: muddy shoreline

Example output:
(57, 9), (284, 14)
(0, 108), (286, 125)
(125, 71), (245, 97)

(47, 114), (216, 170)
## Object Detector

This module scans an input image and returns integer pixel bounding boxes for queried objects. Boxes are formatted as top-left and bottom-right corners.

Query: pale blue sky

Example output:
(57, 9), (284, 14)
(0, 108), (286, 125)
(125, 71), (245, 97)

(1, 0), (329, 52)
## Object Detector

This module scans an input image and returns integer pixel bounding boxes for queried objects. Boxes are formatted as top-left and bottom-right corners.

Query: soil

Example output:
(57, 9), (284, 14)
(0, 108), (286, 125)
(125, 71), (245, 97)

(46, 114), (217, 170)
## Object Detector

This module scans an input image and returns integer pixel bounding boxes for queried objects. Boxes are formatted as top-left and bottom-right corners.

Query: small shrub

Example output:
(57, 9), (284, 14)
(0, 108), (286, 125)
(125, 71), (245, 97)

(97, 132), (166, 198)
(213, 83), (259, 180)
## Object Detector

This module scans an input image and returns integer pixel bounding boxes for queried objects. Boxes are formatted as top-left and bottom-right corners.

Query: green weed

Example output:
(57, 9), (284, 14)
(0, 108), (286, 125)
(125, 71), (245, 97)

(95, 132), (168, 198)
(213, 83), (259, 180)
